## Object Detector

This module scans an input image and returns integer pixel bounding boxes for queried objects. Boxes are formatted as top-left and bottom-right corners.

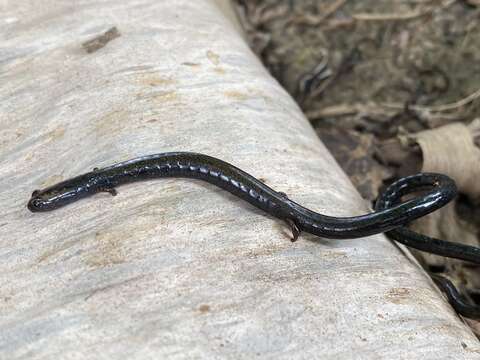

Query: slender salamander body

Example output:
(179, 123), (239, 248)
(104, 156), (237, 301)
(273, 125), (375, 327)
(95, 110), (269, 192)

(28, 152), (480, 318)
(376, 177), (480, 319)
(28, 152), (455, 240)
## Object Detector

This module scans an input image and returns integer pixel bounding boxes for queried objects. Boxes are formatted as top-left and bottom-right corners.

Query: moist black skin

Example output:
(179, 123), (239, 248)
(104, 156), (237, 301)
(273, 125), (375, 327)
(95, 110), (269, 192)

(27, 151), (480, 318)
(27, 152), (455, 239)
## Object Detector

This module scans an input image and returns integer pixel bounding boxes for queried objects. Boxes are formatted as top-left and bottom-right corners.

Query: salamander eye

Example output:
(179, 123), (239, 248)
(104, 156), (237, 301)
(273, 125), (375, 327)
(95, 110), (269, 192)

(27, 197), (45, 212)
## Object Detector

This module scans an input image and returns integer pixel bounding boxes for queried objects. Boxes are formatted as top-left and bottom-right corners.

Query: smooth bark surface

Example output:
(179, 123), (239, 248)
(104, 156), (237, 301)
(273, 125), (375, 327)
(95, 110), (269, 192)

(0, 1), (478, 358)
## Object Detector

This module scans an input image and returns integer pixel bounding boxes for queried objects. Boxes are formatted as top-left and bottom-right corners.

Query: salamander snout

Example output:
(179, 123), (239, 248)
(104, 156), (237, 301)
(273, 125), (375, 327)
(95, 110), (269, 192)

(27, 189), (59, 212)
(27, 185), (84, 212)
(27, 195), (50, 212)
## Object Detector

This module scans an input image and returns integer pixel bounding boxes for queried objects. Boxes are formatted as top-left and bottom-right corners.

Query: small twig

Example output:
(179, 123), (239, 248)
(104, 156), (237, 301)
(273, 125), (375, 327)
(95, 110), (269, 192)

(289, 0), (347, 26)
(382, 88), (480, 113)
(306, 104), (361, 119)
(352, 0), (455, 21)
(352, 10), (428, 21)
(322, 18), (356, 31)
(306, 103), (396, 120)
(322, 0), (348, 19)
(305, 102), (467, 131)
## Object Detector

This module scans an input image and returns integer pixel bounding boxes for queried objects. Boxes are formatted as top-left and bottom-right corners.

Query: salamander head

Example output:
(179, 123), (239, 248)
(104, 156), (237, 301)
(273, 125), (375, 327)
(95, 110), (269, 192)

(28, 189), (57, 212)
(27, 187), (78, 212)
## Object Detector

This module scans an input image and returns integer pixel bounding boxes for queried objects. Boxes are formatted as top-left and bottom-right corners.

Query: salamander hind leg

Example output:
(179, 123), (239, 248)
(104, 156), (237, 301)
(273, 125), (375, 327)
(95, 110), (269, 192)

(286, 218), (301, 242)
(98, 186), (117, 196)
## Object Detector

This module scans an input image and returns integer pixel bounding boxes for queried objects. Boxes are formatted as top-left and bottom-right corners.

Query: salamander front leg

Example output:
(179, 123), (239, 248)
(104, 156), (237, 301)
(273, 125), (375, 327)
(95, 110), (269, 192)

(98, 186), (117, 196)
(286, 219), (301, 242)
